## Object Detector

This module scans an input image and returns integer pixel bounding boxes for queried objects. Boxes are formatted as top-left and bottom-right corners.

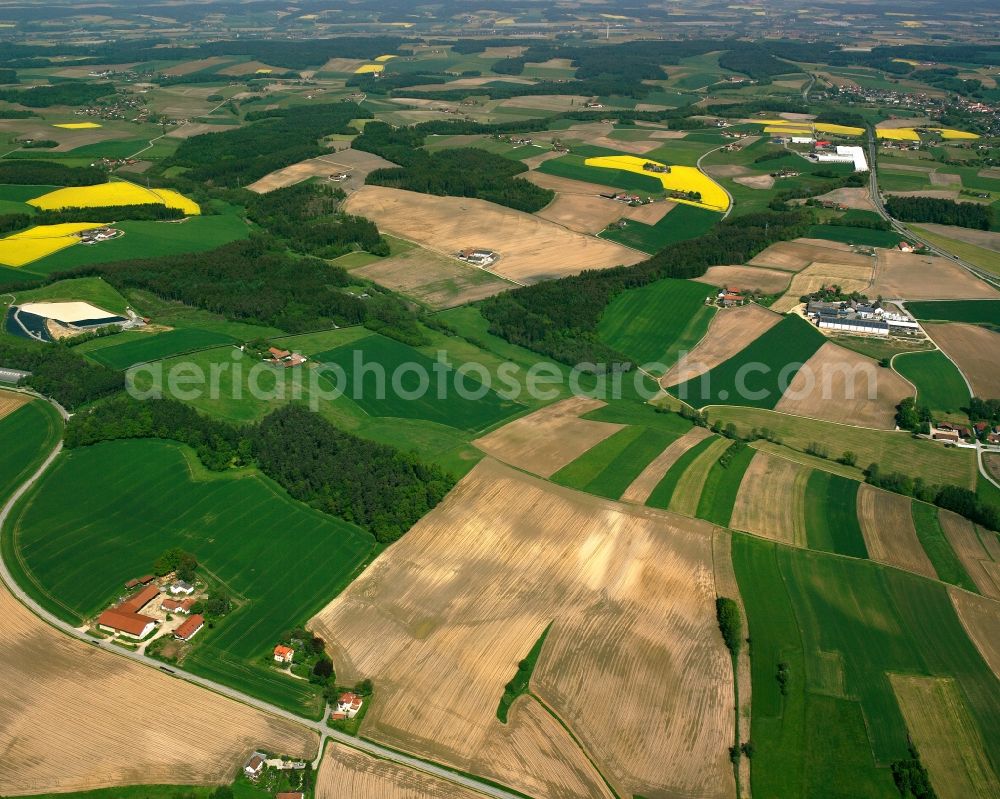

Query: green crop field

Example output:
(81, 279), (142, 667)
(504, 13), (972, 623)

(713, 406), (977, 488)
(906, 300), (1000, 327)
(911, 227), (1000, 277)
(695, 442), (754, 525)
(6, 439), (375, 716)
(314, 333), (523, 433)
(733, 535), (1000, 798)
(597, 277), (716, 370)
(599, 203), (721, 253)
(85, 328), (240, 369)
(804, 224), (903, 248)
(536, 154), (664, 193)
(668, 315), (826, 409)
(551, 424), (678, 499)
(645, 434), (718, 509)
(803, 470), (868, 558)
(893, 350), (970, 416)
(911, 502), (978, 591)
(0, 398), (62, 507)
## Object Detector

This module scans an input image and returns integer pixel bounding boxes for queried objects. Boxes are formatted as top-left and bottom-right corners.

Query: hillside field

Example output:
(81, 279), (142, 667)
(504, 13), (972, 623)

(5, 439), (375, 716)
(893, 349), (971, 417)
(906, 300), (1000, 327)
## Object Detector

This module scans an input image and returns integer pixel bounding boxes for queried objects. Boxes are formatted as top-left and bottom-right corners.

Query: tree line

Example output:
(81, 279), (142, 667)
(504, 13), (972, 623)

(479, 209), (812, 367)
(885, 196), (993, 231)
(0, 159), (105, 185)
(0, 81), (113, 107)
(353, 121), (553, 213)
(65, 397), (454, 543)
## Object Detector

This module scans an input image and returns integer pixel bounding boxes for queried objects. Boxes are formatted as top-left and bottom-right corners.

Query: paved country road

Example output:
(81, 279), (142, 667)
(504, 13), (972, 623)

(0, 394), (522, 799)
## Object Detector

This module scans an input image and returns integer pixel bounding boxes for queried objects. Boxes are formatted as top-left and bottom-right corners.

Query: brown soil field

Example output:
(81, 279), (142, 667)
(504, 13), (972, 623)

(770, 259), (875, 312)
(249, 149), (396, 194)
(587, 135), (660, 154)
(473, 397), (624, 477)
(704, 164), (751, 178)
(52, 62), (140, 78)
(309, 458), (735, 799)
(734, 174), (775, 190)
(662, 303), (783, 388)
(889, 675), (1000, 799)
(319, 57), (366, 73)
(522, 170), (622, 196)
(0, 579), (316, 796)
(929, 171), (961, 186)
(342, 186), (643, 284)
(0, 391), (29, 420)
(165, 122), (236, 139)
(648, 130), (689, 140)
(621, 427), (713, 504)
(218, 60), (281, 76)
(481, 46), (528, 58)
(980, 168), (1000, 181)
(163, 56), (232, 76)
(521, 150), (564, 170)
(730, 451), (809, 546)
(986, 454), (1000, 485)
(938, 510), (1000, 600)
(622, 200), (675, 224)
(669, 437), (733, 517)
(881, 163), (935, 173)
(856, 485), (937, 578)
(916, 224), (1000, 253)
(811, 187), (875, 211)
(872, 250), (1000, 300)
(352, 246), (510, 309)
(694, 265), (792, 295)
(949, 587), (1000, 681)
(749, 239), (862, 272)
(497, 94), (591, 111)
(773, 342), (910, 429)
(925, 323), (1000, 398)
(316, 742), (488, 799)
(527, 57), (575, 70)
(535, 193), (627, 233)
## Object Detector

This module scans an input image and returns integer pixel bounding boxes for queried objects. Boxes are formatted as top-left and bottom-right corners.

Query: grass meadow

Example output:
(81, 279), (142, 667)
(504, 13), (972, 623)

(733, 534), (1000, 798)
(803, 470), (868, 558)
(6, 439), (376, 716)
(597, 277), (716, 369)
(910, 502), (979, 591)
(85, 328), (240, 370)
(10, 276), (130, 315)
(0, 398), (62, 507)
(645, 434), (718, 509)
(804, 225), (903, 248)
(906, 300), (1000, 327)
(893, 349), (971, 417)
(599, 203), (721, 253)
(695, 443), (755, 525)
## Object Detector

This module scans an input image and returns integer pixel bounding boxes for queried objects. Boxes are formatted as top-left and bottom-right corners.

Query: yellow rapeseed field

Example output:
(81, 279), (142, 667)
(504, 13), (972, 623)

(374, 54), (397, 62)
(815, 123), (865, 136)
(353, 64), (384, 74)
(0, 222), (105, 267)
(931, 128), (979, 140)
(876, 128), (920, 141)
(583, 155), (730, 212)
(53, 122), (102, 129)
(27, 182), (200, 215)
(757, 120), (864, 136)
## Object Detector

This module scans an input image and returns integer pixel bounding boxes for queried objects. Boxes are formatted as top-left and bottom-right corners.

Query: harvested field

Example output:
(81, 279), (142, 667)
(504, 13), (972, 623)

(662, 303), (782, 387)
(0, 391), (29, 420)
(342, 186), (643, 284)
(770, 259), (875, 312)
(320, 57), (366, 73)
(749, 239), (863, 272)
(163, 56), (231, 76)
(473, 397), (624, 478)
(886, 189), (960, 201)
(872, 250), (999, 300)
(165, 122), (236, 139)
(248, 149), (396, 194)
(620, 427), (713, 504)
(925, 323), (1000, 398)
(811, 187), (875, 211)
(648, 130), (689, 140)
(733, 174), (775, 190)
(704, 164), (750, 178)
(311, 458), (735, 799)
(929, 171), (961, 186)
(497, 94), (591, 111)
(856, 485), (936, 578)
(352, 246), (510, 309)
(0, 577), (316, 796)
(916, 224), (1000, 254)
(773, 342), (910, 429)
(889, 675), (1000, 799)
(987, 454), (1000, 485)
(522, 170), (622, 196)
(730, 451), (809, 546)
(317, 742), (482, 799)
(521, 150), (563, 170)
(587, 136), (660, 155)
(218, 60), (280, 76)
(694, 265), (791, 295)
(621, 200), (675, 225)
(535, 193), (626, 233)
(949, 587), (1000, 681)
(668, 436), (733, 516)
(939, 510), (1000, 600)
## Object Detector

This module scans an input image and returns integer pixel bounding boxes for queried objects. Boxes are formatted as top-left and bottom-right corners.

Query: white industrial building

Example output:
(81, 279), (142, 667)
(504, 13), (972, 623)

(814, 145), (868, 172)
(817, 315), (888, 336)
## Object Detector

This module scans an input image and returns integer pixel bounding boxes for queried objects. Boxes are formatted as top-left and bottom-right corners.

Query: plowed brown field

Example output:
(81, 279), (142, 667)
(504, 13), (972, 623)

(0, 392), (29, 420)
(926, 323), (1000, 399)
(730, 452), (809, 546)
(621, 427), (713, 504)
(694, 265), (792, 295)
(949, 587), (1000, 681)
(856, 485), (936, 578)
(872, 251), (999, 300)
(938, 510), (1000, 599)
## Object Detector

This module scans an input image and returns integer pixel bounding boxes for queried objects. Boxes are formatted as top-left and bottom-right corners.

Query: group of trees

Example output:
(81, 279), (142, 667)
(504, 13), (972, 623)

(164, 102), (372, 187)
(153, 547), (198, 582)
(354, 121), (553, 213)
(479, 209), (811, 367)
(969, 397), (1000, 425)
(0, 80), (113, 107)
(0, 159), (105, 185)
(0, 339), (122, 410)
(65, 397), (454, 543)
(885, 196), (993, 231)
(717, 43), (797, 83)
(895, 397), (932, 434)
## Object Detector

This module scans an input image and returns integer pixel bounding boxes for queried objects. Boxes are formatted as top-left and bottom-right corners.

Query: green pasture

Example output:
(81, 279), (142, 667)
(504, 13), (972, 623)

(645, 434), (718, 509)
(0, 399), (62, 507)
(8, 276), (129, 314)
(906, 300), (1000, 327)
(893, 350), (970, 417)
(597, 277), (716, 369)
(804, 224), (903, 248)
(668, 315), (826, 410)
(911, 226), (1000, 277)
(911, 502), (978, 591)
(6, 439), (375, 717)
(803, 470), (868, 558)
(695, 442), (755, 525)
(85, 328), (240, 370)
(599, 203), (721, 253)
